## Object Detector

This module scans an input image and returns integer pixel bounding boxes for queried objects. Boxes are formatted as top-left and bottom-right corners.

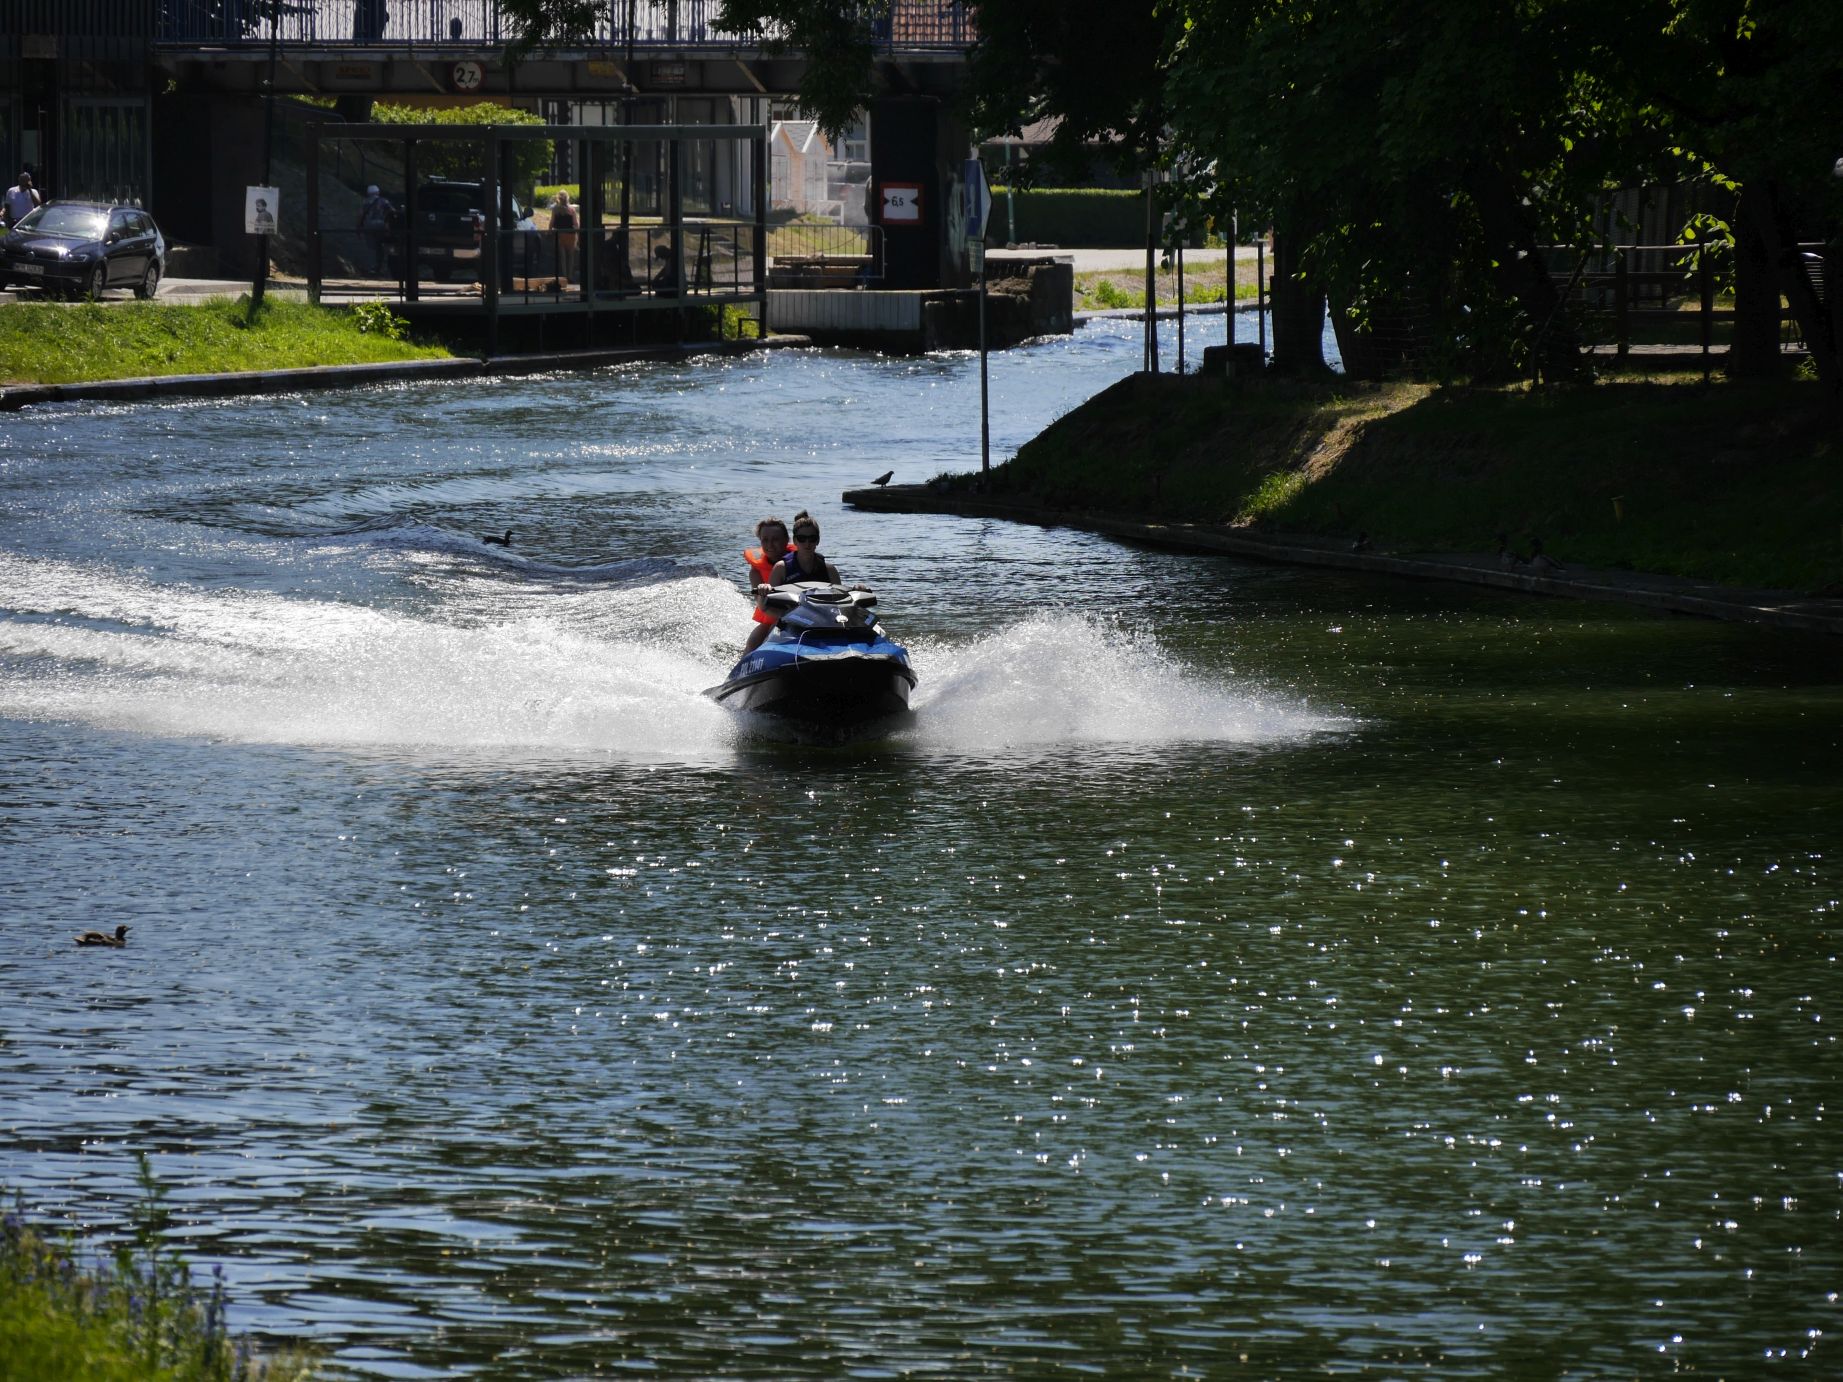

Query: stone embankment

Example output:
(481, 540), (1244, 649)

(844, 483), (1843, 636)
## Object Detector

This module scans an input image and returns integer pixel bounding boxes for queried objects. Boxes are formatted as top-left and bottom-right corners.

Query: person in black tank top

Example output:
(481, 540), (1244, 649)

(769, 512), (841, 586)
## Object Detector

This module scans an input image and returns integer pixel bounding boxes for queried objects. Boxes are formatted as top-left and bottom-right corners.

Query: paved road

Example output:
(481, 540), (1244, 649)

(0, 277), (308, 306)
(2, 250), (1258, 306)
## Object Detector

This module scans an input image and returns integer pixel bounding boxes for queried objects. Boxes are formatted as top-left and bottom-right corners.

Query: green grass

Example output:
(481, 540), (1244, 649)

(1073, 265), (1258, 312)
(0, 297), (453, 386)
(1, 1162), (313, 1381)
(956, 372), (1842, 592)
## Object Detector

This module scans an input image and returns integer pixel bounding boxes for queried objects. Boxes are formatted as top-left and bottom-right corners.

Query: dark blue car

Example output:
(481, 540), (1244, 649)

(0, 202), (166, 300)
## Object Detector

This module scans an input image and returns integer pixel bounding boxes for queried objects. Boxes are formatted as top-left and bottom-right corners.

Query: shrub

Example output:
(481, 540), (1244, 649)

(0, 1159), (313, 1381)
(350, 300), (409, 341)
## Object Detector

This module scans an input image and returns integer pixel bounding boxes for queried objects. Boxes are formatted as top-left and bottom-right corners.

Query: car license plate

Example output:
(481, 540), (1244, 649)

(16, 263), (43, 275)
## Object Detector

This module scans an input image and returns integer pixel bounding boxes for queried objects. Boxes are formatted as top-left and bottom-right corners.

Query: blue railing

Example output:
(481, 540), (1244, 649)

(157, 1), (972, 50)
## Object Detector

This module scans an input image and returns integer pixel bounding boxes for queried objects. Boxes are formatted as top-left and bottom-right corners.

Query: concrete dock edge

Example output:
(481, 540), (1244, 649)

(843, 484), (1843, 637)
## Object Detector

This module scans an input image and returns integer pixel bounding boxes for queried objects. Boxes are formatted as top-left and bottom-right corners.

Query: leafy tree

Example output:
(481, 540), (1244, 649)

(1589, 0), (1843, 390)
(371, 101), (552, 193)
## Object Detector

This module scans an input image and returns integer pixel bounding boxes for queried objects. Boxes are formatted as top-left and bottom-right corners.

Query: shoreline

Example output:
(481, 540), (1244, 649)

(842, 483), (1843, 636)
(0, 334), (811, 411)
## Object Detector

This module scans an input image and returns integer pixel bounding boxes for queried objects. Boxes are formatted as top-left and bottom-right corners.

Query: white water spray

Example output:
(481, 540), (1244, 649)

(0, 555), (1336, 761)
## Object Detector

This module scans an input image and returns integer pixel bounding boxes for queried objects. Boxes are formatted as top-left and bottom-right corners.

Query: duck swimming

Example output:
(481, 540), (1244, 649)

(75, 924), (130, 947)
(483, 529), (513, 547)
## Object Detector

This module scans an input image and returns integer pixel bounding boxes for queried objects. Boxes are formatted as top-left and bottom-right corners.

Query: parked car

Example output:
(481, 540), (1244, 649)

(390, 178), (532, 282)
(0, 202), (166, 299)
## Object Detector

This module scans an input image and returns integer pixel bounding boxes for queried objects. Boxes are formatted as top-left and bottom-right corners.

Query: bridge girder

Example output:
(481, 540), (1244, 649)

(154, 47), (967, 103)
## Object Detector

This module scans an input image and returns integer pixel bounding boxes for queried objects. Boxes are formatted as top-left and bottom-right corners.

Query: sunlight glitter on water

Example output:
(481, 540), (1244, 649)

(0, 552), (1338, 761)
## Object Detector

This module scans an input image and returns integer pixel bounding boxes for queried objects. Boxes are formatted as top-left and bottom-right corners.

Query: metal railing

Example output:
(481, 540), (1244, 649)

(314, 218), (762, 304)
(1543, 241), (1824, 361)
(157, 1), (972, 50)
(766, 220), (881, 286)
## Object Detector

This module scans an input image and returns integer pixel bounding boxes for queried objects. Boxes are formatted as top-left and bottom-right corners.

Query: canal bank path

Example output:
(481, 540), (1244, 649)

(843, 482), (1843, 637)
(0, 333), (811, 411)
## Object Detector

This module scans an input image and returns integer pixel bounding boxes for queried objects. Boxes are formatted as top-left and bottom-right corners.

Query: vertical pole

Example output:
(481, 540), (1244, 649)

(1004, 141), (1015, 245)
(483, 130), (499, 356)
(250, 0), (280, 320)
(1229, 211), (1237, 350)
(754, 118), (769, 333)
(403, 136), (418, 302)
(1176, 243), (1186, 373)
(1699, 244), (1713, 382)
(979, 248), (990, 479)
(671, 133), (685, 339)
(306, 119), (321, 305)
(1143, 169), (1157, 373)
(1616, 250), (1629, 356)
(1257, 238), (1267, 361)
(584, 137), (600, 333)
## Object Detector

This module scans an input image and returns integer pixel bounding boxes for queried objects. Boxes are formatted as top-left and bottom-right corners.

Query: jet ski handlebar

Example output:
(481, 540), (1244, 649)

(762, 582), (877, 612)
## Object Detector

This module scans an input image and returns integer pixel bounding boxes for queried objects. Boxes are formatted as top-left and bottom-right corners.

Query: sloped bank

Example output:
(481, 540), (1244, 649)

(845, 371), (1843, 634)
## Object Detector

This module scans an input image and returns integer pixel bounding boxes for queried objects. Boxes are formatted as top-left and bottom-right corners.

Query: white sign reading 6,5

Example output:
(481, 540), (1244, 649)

(880, 183), (923, 224)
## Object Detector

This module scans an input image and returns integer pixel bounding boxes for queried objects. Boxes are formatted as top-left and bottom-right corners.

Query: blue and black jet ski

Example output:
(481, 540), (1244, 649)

(704, 582), (916, 737)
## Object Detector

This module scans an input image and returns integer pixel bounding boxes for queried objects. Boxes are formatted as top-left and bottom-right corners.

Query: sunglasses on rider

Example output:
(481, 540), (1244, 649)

(793, 529), (819, 541)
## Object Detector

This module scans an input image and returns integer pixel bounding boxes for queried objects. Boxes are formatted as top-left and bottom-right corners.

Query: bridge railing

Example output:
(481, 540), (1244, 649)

(157, 1), (972, 51)
(767, 221), (881, 287)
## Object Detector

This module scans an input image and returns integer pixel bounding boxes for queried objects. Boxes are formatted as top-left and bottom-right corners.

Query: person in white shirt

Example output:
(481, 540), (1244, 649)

(3, 171), (42, 227)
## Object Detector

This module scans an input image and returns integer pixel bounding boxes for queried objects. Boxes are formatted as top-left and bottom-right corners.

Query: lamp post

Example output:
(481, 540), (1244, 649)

(250, 0), (279, 320)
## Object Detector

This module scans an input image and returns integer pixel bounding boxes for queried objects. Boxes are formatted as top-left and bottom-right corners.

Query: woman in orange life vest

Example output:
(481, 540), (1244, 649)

(742, 515), (792, 653)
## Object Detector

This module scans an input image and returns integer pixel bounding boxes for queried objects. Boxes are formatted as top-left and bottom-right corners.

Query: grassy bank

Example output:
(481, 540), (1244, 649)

(954, 372), (1841, 592)
(1073, 262), (1258, 313)
(0, 297), (452, 386)
(1, 1165), (312, 1381)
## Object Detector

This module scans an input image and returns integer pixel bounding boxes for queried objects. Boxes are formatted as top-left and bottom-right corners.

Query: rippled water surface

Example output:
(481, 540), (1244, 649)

(2, 320), (1839, 1377)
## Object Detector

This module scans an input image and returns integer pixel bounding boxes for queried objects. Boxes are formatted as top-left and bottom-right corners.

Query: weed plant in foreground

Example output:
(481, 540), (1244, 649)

(0, 1159), (313, 1382)
(0, 295), (450, 386)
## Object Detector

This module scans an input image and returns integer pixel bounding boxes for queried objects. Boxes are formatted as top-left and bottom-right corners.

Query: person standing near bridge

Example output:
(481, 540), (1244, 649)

(550, 190), (580, 283)
(355, 184), (394, 275)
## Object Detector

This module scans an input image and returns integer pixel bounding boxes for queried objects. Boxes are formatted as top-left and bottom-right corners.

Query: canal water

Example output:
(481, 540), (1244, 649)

(2, 319), (1838, 1378)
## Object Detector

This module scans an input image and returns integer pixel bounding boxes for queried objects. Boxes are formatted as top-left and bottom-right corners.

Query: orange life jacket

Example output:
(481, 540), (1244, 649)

(745, 544), (792, 624)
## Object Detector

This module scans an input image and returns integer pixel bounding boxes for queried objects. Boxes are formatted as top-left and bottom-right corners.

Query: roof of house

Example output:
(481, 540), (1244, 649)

(770, 120), (825, 155)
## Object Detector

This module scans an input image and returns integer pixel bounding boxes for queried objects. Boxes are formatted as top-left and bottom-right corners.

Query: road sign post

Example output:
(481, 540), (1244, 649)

(964, 158), (993, 479)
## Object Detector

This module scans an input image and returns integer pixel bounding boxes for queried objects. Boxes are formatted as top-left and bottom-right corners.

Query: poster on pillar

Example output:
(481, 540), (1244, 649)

(245, 187), (279, 236)
(880, 184), (923, 226)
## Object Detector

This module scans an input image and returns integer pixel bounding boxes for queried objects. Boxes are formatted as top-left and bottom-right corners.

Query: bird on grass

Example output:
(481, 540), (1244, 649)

(870, 470), (894, 487)
(483, 529), (513, 547)
(75, 924), (130, 948)
(1496, 533), (1527, 570)
(1351, 531), (1372, 553)
(1528, 537), (1565, 573)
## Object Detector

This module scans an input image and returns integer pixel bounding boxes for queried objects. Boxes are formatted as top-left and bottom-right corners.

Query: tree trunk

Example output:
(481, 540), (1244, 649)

(1728, 189), (1784, 378)
(1467, 167), (1584, 382)
(1748, 179), (1842, 402)
(1268, 215), (1328, 374)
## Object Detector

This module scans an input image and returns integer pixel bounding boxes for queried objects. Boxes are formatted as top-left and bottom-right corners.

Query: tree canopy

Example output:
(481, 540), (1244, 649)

(499, 0), (1842, 386)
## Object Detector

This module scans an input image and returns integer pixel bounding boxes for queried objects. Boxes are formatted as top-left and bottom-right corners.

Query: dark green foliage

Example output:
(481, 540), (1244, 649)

(370, 101), (552, 194)
(991, 187), (1148, 248)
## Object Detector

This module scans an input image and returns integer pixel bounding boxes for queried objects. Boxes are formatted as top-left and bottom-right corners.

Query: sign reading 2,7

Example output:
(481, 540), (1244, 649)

(880, 183), (923, 224)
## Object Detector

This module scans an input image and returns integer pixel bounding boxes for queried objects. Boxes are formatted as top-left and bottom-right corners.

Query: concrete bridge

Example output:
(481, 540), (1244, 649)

(6, 1), (983, 316)
(153, 1), (972, 99)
